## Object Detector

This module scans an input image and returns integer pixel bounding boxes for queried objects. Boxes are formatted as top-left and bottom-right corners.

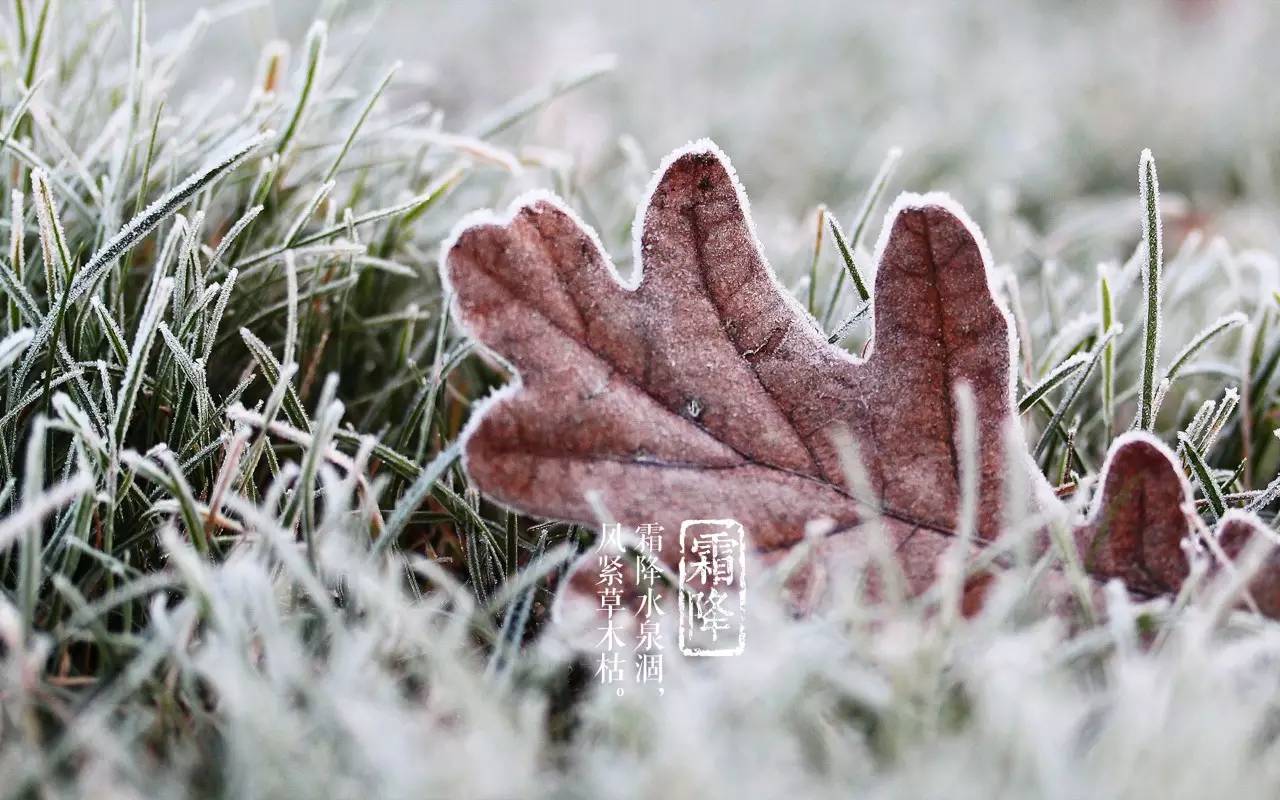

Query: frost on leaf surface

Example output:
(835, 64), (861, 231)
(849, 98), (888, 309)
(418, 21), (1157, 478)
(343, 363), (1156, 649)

(441, 140), (1050, 600)
(442, 140), (1280, 619)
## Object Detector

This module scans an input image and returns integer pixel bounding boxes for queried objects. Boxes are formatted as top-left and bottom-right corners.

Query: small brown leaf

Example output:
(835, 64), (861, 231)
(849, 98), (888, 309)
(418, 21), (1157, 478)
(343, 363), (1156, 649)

(1073, 433), (1192, 597)
(1078, 436), (1280, 619)
(443, 140), (1050, 603)
(1213, 510), (1280, 617)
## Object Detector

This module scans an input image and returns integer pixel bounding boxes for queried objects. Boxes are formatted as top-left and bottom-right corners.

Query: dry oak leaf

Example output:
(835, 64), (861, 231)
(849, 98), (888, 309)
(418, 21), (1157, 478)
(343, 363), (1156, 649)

(441, 139), (1056, 603)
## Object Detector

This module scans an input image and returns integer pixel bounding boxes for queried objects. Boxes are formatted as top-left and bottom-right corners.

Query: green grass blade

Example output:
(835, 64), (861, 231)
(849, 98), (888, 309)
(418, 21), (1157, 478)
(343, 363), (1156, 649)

(1018, 352), (1089, 414)
(1136, 149), (1163, 431)
(1034, 326), (1120, 458)
(111, 277), (173, 447)
(1179, 432), (1225, 521)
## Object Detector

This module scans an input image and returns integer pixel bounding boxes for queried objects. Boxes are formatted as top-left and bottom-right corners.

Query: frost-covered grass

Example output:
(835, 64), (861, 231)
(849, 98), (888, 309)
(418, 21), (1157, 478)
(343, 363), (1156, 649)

(2, 0), (1280, 797)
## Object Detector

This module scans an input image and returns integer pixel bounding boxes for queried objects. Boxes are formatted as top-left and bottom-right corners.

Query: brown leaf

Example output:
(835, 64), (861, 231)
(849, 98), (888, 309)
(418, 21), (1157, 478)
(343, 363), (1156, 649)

(1077, 436), (1280, 619)
(442, 140), (1051, 603)
(1073, 433), (1192, 597)
(443, 140), (1280, 622)
(1211, 510), (1280, 617)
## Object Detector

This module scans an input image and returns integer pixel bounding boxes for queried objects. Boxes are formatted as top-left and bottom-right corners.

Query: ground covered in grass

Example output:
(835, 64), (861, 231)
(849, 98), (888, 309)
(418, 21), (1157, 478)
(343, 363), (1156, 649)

(2, 1), (1280, 798)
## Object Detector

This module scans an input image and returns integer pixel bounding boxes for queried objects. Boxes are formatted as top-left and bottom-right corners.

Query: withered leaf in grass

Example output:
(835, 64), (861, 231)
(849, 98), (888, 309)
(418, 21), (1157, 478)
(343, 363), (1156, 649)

(1215, 510), (1280, 618)
(1077, 434), (1280, 618)
(442, 140), (1053, 600)
(1074, 433), (1192, 597)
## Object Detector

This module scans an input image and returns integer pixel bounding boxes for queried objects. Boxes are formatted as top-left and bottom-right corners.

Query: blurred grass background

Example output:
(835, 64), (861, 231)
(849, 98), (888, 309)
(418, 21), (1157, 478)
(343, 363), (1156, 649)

(155, 0), (1280, 249)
